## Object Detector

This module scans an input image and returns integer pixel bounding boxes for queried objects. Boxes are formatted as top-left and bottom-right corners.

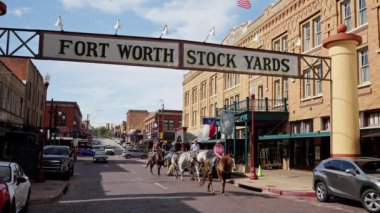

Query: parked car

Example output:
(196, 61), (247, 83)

(0, 179), (10, 213)
(313, 157), (380, 213)
(78, 149), (95, 156)
(0, 161), (31, 212)
(93, 151), (108, 163)
(122, 148), (147, 159)
(43, 145), (75, 180)
(104, 146), (115, 155)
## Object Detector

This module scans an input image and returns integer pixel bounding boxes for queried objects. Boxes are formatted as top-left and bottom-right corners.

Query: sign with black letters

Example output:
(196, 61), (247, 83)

(41, 32), (299, 77)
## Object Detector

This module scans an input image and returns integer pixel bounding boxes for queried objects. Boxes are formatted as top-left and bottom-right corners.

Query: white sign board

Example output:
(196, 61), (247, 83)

(42, 33), (180, 68)
(41, 32), (300, 77)
(182, 43), (299, 77)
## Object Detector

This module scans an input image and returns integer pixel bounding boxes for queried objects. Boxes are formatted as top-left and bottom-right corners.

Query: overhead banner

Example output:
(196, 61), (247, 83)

(41, 32), (180, 69)
(183, 43), (299, 77)
(41, 32), (299, 77)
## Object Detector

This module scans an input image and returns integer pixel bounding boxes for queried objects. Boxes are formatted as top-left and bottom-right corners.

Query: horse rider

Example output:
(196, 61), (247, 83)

(211, 140), (225, 176)
(190, 139), (200, 157)
(164, 145), (176, 167)
(152, 140), (160, 159)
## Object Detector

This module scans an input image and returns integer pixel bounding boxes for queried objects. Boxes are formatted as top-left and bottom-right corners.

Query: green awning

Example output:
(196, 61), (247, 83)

(259, 131), (330, 140)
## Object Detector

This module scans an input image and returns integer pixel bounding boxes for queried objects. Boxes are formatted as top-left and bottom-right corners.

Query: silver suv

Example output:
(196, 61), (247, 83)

(313, 157), (380, 213)
(122, 148), (147, 159)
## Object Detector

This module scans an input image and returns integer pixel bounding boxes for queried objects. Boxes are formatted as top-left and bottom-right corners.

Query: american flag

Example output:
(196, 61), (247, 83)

(238, 0), (251, 9)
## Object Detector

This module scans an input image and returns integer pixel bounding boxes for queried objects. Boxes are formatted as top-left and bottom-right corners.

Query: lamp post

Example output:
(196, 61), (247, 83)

(54, 110), (66, 145)
(250, 87), (258, 180)
(159, 99), (165, 145)
(37, 73), (50, 182)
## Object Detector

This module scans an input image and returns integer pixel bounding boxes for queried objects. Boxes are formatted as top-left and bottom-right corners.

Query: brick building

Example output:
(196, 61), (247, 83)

(182, 0), (380, 170)
(0, 57), (47, 179)
(144, 109), (182, 148)
(44, 100), (83, 144)
(126, 110), (148, 143)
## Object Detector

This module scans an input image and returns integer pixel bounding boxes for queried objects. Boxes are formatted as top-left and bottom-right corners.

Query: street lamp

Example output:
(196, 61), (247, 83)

(37, 73), (50, 182)
(158, 99), (164, 145)
(250, 87), (258, 180)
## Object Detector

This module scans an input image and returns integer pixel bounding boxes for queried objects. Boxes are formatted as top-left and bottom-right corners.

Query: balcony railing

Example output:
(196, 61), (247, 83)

(217, 97), (288, 115)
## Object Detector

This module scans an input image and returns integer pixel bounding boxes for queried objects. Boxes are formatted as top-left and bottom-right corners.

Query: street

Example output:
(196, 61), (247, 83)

(29, 149), (367, 213)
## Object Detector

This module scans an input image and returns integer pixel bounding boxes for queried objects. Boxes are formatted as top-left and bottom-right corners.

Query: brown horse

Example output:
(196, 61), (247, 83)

(145, 149), (164, 175)
(200, 154), (235, 195)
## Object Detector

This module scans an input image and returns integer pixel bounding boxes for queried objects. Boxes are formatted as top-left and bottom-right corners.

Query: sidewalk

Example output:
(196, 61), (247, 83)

(233, 169), (315, 197)
(30, 180), (69, 204)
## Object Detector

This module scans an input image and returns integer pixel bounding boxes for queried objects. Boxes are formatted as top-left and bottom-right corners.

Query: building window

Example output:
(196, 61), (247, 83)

(210, 104), (214, 116)
(368, 112), (380, 126)
(200, 81), (207, 100)
(313, 17), (321, 47)
(192, 87), (197, 104)
(184, 91), (190, 107)
(291, 120), (313, 133)
(191, 110), (197, 127)
(273, 34), (288, 52)
(359, 47), (369, 84)
(342, 1), (352, 31)
(165, 120), (174, 130)
(358, 0), (367, 26)
(282, 36), (288, 52)
(321, 117), (330, 130)
(274, 80), (281, 106)
(210, 75), (217, 96)
(304, 69), (311, 98)
(283, 79), (288, 99)
(315, 65), (323, 95)
(303, 23), (311, 51)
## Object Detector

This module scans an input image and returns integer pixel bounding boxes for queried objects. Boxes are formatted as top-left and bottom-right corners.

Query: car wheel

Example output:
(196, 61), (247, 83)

(22, 189), (31, 213)
(10, 199), (16, 213)
(315, 181), (330, 202)
(126, 155), (131, 159)
(361, 189), (380, 213)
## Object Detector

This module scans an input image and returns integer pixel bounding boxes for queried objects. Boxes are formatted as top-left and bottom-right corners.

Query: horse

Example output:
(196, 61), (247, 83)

(193, 150), (213, 182)
(167, 153), (180, 178)
(177, 151), (199, 181)
(200, 154), (235, 195)
(145, 149), (164, 175)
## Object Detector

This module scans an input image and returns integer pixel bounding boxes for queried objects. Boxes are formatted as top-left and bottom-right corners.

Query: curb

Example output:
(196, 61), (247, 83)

(30, 182), (69, 204)
(237, 183), (315, 198)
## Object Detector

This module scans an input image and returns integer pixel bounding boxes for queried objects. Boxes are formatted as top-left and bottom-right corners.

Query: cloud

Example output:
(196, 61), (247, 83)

(57, 0), (236, 41)
(10, 8), (31, 17)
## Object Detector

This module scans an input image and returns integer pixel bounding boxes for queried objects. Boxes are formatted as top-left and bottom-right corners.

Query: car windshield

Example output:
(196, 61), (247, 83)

(355, 160), (380, 174)
(0, 166), (11, 182)
(44, 147), (69, 155)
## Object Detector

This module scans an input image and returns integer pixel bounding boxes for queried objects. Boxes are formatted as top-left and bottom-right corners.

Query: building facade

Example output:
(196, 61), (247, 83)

(126, 110), (149, 143)
(0, 57), (47, 179)
(44, 100), (83, 143)
(182, 0), (380, 170)
(143, 109), (182, 148)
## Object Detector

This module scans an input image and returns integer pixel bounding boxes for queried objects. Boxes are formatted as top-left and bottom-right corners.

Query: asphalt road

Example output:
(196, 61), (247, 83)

(29, 143), (367, 213)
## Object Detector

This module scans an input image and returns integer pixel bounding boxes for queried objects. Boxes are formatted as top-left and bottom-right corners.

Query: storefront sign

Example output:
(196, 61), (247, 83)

(41, 32), (299, 77)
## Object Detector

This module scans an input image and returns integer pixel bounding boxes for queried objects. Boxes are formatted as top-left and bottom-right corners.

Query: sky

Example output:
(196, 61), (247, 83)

(1, 0), (277, 127)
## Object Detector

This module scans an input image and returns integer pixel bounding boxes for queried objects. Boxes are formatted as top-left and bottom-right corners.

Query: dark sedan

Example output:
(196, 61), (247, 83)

(313, 157), (380, 213)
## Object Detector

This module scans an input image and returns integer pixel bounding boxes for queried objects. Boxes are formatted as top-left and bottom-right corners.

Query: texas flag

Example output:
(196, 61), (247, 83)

(202, 118), (218, 139)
